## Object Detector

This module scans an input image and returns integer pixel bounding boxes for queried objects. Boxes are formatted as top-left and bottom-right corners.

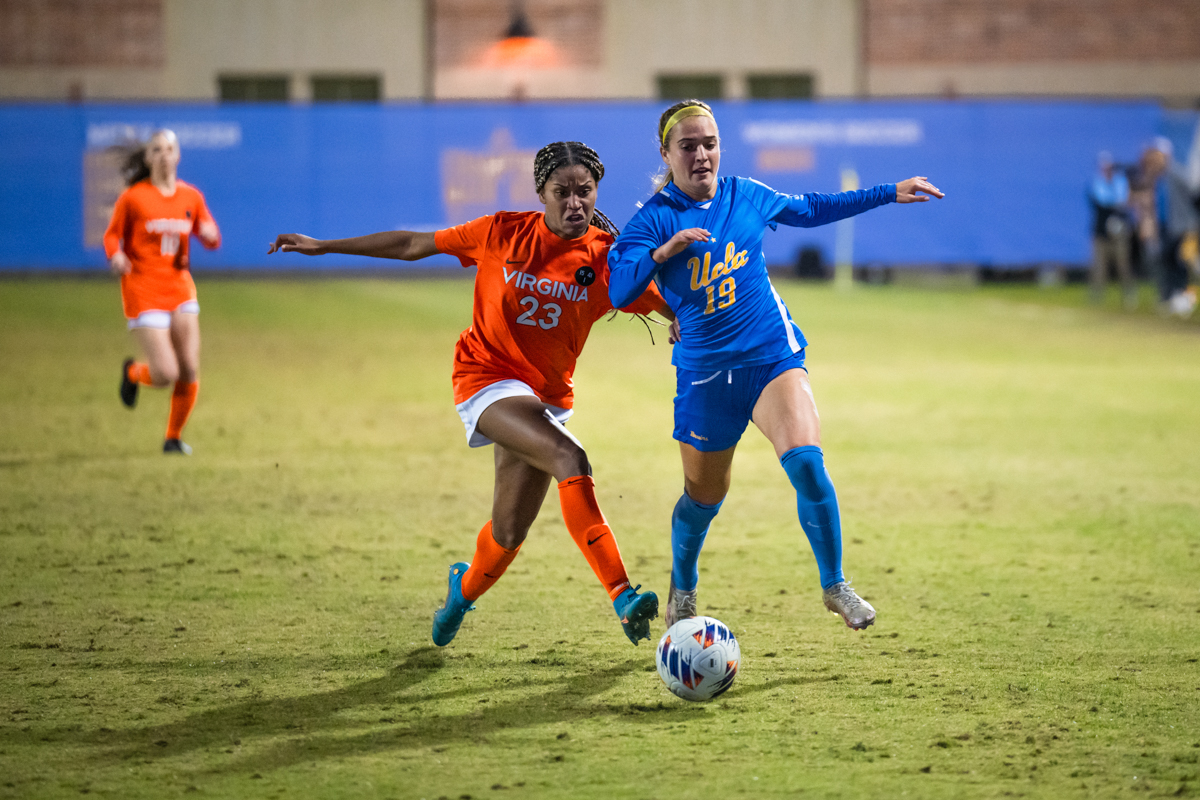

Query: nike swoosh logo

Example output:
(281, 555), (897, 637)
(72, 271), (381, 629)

(587, 533), (609, 546)
(505, 258), (524, 264)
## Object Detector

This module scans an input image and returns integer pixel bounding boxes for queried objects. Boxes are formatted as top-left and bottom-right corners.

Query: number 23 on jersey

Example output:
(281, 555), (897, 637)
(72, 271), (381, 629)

(516, 296), (562, 329)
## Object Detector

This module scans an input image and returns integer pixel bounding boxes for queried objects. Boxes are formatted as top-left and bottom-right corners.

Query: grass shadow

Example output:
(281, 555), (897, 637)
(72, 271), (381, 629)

(14, 644), (687, 781)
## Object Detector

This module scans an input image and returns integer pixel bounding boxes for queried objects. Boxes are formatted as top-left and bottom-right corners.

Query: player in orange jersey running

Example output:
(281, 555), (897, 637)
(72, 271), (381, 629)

(270, 141), (672, 647)
(104, 129), (221, 455)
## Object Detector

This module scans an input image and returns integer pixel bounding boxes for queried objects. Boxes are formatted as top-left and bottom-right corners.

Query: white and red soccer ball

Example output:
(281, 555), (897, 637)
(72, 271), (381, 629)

(656, 616), (741, 702)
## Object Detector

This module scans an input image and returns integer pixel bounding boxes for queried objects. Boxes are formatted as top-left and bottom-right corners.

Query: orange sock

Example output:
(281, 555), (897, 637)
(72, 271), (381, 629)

(165, 380), (198, 440)
(460, 521), (521, 601)
(127, 362), (153, 386)
(558, 476), (631, 601)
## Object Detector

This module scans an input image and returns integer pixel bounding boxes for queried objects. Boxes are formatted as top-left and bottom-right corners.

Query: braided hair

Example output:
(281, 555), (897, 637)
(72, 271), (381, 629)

(533, 141), (618, 236)
(653, 99), (715, 193)
(533, 142), (664, 339)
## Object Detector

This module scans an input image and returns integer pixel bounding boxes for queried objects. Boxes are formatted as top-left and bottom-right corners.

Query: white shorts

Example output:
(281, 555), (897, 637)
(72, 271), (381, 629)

(455, 379), (572, 448)
(127, 300), (200, 330)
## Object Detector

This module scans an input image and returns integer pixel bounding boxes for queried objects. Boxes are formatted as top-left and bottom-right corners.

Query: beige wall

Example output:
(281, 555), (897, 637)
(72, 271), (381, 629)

(0, 0), (426, 101)
(163, 0), (426, 100)
(0, 67), (163, 100)
(603, 0), (862, 98)
(435, 0), (862, 100)
(0, 0), (860, 101)
(2, 0), (1196, 102)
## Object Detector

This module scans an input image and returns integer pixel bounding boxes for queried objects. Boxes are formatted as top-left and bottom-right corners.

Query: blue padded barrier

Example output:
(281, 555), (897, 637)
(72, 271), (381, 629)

(0, 99), (1184, 272)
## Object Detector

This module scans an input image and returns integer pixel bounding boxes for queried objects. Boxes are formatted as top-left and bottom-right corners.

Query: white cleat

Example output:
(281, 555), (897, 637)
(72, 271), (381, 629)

(665, 577), (697, 628)
(823, 581), (876, 630)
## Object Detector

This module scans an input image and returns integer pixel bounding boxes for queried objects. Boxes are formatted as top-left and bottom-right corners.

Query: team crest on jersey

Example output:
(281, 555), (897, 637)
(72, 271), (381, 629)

(575, 266), (596, 286)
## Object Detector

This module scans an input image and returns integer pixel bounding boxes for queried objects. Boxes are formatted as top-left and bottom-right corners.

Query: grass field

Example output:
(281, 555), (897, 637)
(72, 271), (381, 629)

(1, 276), (1199, 800)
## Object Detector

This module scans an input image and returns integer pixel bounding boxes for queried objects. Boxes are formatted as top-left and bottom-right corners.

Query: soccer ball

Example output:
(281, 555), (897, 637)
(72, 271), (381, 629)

(655, 616), (741, 702)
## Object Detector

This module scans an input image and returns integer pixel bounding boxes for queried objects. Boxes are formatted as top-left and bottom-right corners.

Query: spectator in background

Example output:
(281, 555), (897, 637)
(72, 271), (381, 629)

(1128, 145), (1165, 284)
(1087, 151), (1135, 308)
(1153, 137), (1200, 317)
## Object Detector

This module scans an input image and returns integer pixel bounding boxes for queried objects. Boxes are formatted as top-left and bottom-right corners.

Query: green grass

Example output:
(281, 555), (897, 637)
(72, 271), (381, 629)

(1, 277), (1199, 799)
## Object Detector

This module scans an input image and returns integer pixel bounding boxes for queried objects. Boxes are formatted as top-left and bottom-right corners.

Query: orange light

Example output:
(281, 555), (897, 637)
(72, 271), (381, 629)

(477, 35), (562, 70)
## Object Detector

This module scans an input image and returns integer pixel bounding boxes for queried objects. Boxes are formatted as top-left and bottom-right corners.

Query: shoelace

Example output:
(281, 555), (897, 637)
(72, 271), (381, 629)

(828, 583), (862, 605)
(675, 587), (697, 615)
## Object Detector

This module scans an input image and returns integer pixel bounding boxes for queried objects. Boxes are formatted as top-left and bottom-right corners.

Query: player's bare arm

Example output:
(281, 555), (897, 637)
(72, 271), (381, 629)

(268, 230), (439, 260)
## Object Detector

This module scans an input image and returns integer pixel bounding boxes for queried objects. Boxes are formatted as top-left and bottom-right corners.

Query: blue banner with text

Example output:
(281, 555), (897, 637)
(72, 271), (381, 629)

(0, 99), (1182, 271)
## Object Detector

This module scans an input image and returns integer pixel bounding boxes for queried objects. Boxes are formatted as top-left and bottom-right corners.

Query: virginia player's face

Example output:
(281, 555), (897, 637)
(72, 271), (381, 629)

(539, 164), (598, 240)
(663, 116), (721, 201)
(146, 132), (180, 181)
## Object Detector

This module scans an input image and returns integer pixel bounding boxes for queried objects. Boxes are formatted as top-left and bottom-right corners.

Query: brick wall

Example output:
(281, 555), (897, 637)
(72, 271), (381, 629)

(0, 0), (163, 67)
(866, 0), (1200, 64)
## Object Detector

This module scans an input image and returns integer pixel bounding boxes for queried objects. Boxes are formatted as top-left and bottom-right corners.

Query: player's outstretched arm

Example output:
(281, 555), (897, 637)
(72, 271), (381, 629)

(268, 231), (440, 261)
(894, 177), (944, 204)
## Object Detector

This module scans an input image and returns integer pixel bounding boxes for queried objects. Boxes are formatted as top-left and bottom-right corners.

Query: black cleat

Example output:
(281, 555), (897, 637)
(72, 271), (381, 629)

(120, 358), (139, 408)
(163, 438), (192, 455)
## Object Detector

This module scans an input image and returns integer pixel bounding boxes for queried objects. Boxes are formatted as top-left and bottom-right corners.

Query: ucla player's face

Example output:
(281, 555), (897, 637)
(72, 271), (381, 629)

(662, 116), (721, 201)
(539, 164), (598, 240)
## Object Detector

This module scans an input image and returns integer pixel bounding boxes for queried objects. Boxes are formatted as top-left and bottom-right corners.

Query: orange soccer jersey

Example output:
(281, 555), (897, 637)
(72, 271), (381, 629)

(103, 180), (220, 319)
(435, 212), (664, 409)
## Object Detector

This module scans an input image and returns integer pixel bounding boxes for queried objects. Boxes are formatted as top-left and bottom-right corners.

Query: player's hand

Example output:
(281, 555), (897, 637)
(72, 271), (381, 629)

(653, 228), (712, 263)
(667, 318), (682, 344)
(895, 177), (944, 203)
(268, 233), (326, 255)
(197, 220), (219, 246)
(108, 251), (131, 276)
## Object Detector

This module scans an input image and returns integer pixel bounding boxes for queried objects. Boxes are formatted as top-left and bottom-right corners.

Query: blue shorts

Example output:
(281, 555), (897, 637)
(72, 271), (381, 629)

(672, 350), (807, 452)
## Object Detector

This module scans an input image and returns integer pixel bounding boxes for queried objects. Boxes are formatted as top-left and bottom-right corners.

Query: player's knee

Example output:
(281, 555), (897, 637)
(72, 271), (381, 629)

(685, 479), (728, 507)
(554, 440), (591, 480)
(490, 520), (529, 550)
(150, 364), (179, 386)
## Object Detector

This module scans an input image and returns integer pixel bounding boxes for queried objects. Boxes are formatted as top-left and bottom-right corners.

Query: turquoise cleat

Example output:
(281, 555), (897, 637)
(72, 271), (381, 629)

(613, 584), (658, 645)
(432, 562), (475, 647)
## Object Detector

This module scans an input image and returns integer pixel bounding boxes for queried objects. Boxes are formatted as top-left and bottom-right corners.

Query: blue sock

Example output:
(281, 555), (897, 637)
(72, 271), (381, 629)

(671, 491), (722, 591)
(780, 445), (844, 590)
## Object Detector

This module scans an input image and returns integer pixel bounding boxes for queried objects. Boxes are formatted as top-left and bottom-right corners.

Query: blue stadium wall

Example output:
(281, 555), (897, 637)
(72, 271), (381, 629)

(0, 99), (1192, 272)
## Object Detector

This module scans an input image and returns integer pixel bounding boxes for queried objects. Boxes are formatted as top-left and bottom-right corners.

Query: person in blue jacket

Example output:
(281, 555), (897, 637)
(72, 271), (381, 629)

(608, 99), (943, 632)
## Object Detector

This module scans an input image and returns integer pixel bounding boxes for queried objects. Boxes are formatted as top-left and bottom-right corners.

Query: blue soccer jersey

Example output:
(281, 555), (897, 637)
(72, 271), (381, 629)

(609, 176), (895, 371)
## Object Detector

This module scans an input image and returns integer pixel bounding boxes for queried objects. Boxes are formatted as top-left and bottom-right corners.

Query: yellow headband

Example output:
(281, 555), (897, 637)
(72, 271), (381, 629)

(661, 106), (715, 146)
